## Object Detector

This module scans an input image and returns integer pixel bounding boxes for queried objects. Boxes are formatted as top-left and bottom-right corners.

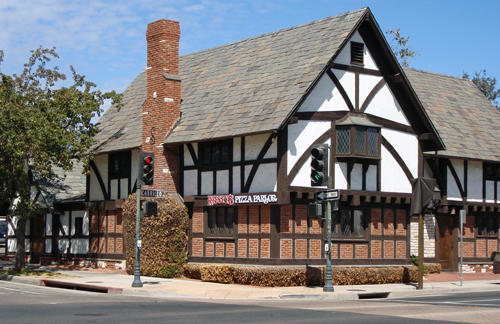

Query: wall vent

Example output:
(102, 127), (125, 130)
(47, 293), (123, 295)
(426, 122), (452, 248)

(350, 42), (364, 66)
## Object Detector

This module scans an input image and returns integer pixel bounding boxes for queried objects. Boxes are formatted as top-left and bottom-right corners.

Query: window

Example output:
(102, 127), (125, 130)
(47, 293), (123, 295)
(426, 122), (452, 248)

(336, 126), (380, 158)
(207, 207), (234, 237)
(476, 216), (497, 237)
(200, 139), (232, 166)
(332, 209), (365, 238)
(74, 217), (84, 235)
(109, 151), (131, 177)
(350, 42), (364, 66)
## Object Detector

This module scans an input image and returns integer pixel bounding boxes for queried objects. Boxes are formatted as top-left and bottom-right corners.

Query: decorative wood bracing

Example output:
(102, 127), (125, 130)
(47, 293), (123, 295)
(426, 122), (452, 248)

(446, 159), (466, 200)
(243, 133), (277, 193)
(90, 160), (109, 201)
(326, 69), (355, 112)
(286, 130), (332, 188)
(425, 157), (446, 194)
(381, 136), (414, 182)
(359, 78), (386, 113)
(186, 143), (198, 166)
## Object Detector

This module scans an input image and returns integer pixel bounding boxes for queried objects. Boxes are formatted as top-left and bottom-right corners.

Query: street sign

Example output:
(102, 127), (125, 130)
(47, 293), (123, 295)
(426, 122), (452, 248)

(316, 189), (340, 202)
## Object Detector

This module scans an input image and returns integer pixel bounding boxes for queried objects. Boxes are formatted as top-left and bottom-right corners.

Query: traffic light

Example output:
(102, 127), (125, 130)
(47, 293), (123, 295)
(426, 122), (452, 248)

(310, 144), (328, 186)
(140, 152), (154, 185)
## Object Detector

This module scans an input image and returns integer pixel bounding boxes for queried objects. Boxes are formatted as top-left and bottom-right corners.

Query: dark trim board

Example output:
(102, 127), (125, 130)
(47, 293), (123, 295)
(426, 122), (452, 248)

(187, 256), (413, 266)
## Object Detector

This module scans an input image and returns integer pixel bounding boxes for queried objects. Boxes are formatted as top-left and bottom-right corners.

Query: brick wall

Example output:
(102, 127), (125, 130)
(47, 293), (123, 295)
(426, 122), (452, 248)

(372, 240), (382, 258)
(191, 238), (203, 256)
(355, 244), (368, 259)
(371, 208), (382, 235)
(216, 243), (224, 257)
(249, 206), (259, 233)
(238, 206), (247, 234)
(396, 241), (406, 259)
(340, 244), (353, 259)
(143, 19), (182, 194)
(261, 205), (270, 233)
(261, 238), (270, 258)
(280, 239), (292, 258)
(192, 207), (203, 233)
(205, 242), (214, 257)
(238, 239), (247, 258)
(396, 209), (406, 235)
(295, 205), (307, 234)
(458, 241), (475, 257)
(310, 239), (321, 259)
(249, 239), (259, 258)
(476, 239), (487, 257)
(384, 240), (394, 259)
(226, 243), (235, 258)
(281, 205), (292, 233)
(295, 239), (307, 259)
(410, 215), (436, 257)
(384, 209), (394, 236)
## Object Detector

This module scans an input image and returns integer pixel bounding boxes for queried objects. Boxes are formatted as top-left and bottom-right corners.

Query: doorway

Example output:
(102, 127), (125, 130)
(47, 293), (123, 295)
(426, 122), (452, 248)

(438, 215), (454, 271)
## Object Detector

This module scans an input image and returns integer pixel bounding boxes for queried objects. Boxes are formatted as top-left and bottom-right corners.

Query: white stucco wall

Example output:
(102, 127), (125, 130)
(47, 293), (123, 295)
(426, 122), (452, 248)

(245, 133), (277, 160)
(184, 170), (198, 196)
(183, 143), (196, 166)
(45, 239), (52, 254)
(70, 238), (89, 254)
(447, 159), (464, 201)
(298, 73), (351, 112)
(201, 171), (213, 196)
(351, 163), (363, 190)
(334, 162), (348, 190)
(233, 138), (241, 162)
(233, 166), (241, 194)
(467, 161), (483, 202)
(247, 163), (277, 192)
(89, 154), (108, 201)
(60, 212), (70, 236)
(380, 146), (411, 193)
(110, 179), (118, 200)
(366, 165), (377, 191)
(382, 129), (418, 179)
(333, 31), (378, 70)
(45, 213), (52, 236)
(216, 170), (230, 194)
(332, 70), (355, 109)
(364, 84), (410, 126)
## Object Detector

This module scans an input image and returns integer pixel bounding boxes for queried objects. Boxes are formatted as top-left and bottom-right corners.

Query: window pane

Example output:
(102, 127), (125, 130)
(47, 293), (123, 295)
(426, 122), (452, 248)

(208, 209), (216, 235)
(226, 208), (234, 235)
(340, 209), (352, 237)
(368, 128), (378, 156)
(353, 210), (364, 237)
(355, 127), (366, 155)
(221, 140), (229, 164)
(217, 208), (225, 235)
(486, 165), (494, 176)
(337, 127), (350, 154)
(331, 210), (338, 236)
(477, 217), (485, 235)
(212, 142), (220, 164)
(488, 218), (496, 235)
(203, 143), (211, 165)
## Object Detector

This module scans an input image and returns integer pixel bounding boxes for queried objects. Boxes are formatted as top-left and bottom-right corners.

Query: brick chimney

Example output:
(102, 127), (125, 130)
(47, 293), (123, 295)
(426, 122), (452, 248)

(142, 19), (181, 193)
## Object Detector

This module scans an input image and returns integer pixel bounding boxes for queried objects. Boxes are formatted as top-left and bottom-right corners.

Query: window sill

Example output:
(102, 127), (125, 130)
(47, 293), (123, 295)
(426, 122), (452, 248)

(205, 237), (236, 242)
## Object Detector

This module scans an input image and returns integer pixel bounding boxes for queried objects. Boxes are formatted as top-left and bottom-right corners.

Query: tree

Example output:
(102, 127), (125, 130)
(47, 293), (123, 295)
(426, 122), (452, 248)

(463, 70), (500, 109)
(386, 28), (421, 68)
(0, 47), (121, 272)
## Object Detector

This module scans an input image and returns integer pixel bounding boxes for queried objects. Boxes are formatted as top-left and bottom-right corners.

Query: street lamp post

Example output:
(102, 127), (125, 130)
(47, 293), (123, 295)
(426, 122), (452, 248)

(131, 184), (143, 288)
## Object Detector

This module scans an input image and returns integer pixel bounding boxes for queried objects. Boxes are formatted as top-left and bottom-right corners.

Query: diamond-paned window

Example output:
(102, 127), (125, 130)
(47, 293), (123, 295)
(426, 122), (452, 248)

(207, 207), (235, 237)
(337, 127), (350, 154)
(335, 209), (365, 238)
(368, 128), (378, 156)
(355, 127), (366, 155)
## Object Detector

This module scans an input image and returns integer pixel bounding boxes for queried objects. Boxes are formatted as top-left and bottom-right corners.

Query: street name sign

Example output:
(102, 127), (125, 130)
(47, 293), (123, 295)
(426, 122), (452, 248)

(315, 189), (340, 202)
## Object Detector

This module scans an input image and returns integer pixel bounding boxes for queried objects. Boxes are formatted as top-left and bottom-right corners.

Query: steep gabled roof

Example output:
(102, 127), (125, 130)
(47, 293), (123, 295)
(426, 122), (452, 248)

(406, 68), (500, 162)
(92, 70), (146, 153)
(164, 8), (368, 144)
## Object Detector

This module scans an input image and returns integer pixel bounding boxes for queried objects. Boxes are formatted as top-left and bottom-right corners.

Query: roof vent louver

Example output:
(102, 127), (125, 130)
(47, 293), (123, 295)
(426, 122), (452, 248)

(350, 42), (364, 66)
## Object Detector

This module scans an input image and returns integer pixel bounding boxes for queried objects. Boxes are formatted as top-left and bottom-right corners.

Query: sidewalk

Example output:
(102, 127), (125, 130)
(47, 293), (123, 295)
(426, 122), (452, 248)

(2, 261), (500, 300)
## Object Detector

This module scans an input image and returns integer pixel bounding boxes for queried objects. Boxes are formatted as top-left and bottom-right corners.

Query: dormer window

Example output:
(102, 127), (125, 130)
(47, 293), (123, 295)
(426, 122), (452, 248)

(350, 42), (364, 66)
(336, 115), (381, 158)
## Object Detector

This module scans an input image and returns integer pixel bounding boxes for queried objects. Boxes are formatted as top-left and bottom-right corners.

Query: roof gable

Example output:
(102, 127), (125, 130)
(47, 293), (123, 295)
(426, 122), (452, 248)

(164, 8), (369, 144)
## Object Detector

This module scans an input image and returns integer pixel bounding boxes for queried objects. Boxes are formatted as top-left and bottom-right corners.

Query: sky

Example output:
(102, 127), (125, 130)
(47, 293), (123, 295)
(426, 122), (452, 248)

(1, 0), (499, 116)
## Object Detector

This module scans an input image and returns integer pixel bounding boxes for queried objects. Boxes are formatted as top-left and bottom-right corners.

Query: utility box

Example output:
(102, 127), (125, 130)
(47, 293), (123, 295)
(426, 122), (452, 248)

(490, 252), (500, 274)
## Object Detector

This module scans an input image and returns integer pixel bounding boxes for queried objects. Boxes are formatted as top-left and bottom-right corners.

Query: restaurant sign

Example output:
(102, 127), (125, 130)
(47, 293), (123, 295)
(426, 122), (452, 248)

(207, 193), (278, 206)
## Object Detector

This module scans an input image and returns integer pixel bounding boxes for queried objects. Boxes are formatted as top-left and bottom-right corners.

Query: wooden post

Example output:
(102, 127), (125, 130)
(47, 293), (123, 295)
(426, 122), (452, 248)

(418, 213), (424, 290)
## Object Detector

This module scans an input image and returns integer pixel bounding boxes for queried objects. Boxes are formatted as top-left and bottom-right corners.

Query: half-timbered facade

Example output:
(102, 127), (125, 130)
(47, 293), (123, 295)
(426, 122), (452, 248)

(13, 7), (500, 272)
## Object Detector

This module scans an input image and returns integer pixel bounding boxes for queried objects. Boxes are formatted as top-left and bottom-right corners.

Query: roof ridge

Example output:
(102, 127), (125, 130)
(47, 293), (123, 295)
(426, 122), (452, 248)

(179, 8), (368, 59)
(404, 67), (466, 81)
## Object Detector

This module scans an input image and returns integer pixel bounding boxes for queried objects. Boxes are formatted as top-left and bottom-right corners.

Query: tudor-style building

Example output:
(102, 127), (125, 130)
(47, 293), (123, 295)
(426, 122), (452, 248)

(9, 7), (500, 272)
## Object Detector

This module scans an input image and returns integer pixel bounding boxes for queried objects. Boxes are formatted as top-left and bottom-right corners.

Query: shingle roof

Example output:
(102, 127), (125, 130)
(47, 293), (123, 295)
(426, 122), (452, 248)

(92, 69), (146, 153)
(33, 162), (86, 210)
(405, 68), (500, 162)
(164, 8), (368, 144)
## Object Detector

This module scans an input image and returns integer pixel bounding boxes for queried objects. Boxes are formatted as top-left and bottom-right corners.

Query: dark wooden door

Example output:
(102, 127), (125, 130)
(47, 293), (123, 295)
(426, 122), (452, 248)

(438, 215), (454, 271)
(30, 216), (45, 263)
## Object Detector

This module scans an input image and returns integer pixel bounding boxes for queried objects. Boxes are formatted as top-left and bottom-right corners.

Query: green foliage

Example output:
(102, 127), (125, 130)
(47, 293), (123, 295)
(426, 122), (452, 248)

(122, 194), (189, 278)
(386, 28), (420, 67)
(463, 69), (500, 109)
(411, 254), (427, 274)
(0, 47), (122, 271)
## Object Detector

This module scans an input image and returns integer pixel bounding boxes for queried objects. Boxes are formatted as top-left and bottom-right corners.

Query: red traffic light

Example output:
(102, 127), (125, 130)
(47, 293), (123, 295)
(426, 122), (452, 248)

(145, 156), (153, 164)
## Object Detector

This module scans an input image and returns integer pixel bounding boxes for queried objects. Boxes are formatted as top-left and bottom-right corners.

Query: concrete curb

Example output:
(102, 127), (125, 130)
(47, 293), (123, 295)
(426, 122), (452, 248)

(280, 293), (358, 300)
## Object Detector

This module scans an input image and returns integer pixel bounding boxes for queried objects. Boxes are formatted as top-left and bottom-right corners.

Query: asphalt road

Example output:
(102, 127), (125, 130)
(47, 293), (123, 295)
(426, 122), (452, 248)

(4, 281), (500, 324)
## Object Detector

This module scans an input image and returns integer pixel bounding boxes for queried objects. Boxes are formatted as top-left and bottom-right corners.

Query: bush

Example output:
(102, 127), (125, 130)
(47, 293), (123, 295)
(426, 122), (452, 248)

(187, 264), (423, 287)
(122, 194), (189, 277)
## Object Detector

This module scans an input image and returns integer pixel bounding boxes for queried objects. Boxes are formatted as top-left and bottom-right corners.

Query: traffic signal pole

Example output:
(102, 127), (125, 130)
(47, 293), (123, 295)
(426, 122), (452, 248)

(323, 176), (334, 292)
(131, 184), (143, 287)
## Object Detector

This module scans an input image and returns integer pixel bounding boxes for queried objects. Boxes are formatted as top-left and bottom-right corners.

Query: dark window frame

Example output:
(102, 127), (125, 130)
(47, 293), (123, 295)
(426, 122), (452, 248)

(332, 208), (366, 239)
(476, 215), (498, 237)
(336, 126), (380, 159)
(206, 206), (235, 238)
(74, 217), (84, 235)
(108, 151), (131, 179)
(200, 139), (232, 166)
